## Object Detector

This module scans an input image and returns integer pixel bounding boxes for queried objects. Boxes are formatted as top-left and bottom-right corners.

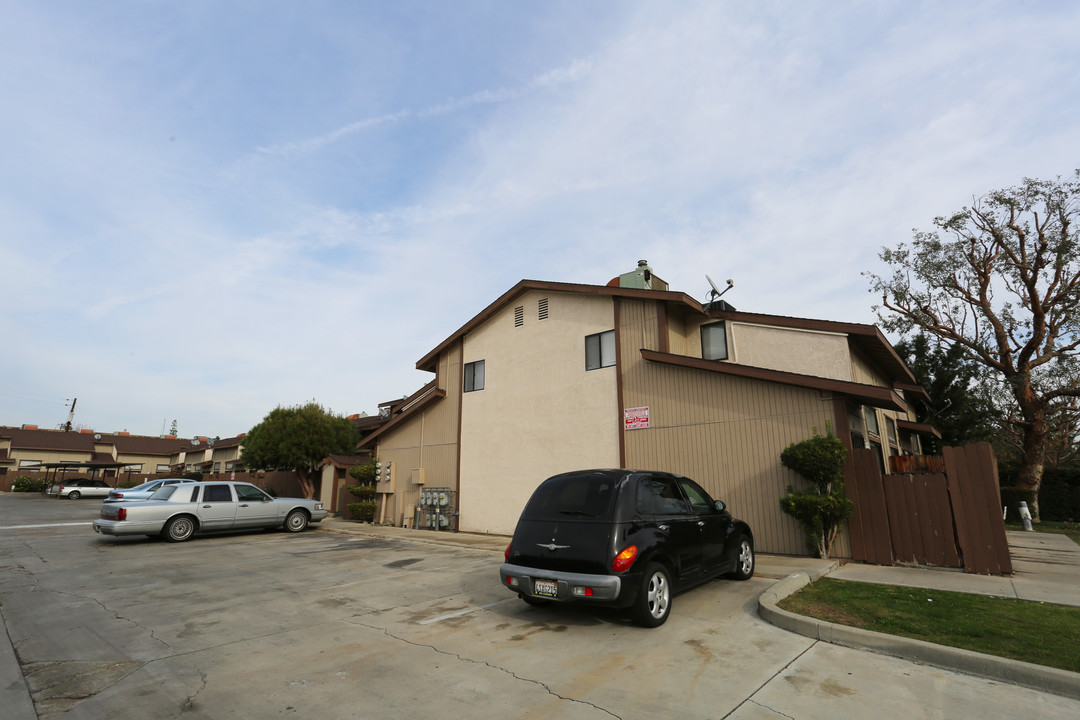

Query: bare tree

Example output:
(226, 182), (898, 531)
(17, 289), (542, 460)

(867, 171), (1080, 517)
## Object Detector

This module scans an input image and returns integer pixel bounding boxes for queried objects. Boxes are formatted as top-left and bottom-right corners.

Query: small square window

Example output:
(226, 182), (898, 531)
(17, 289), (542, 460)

(585, 330), (616, 370)
(464, 360), (485, 392)
(701, 322), (728, 361)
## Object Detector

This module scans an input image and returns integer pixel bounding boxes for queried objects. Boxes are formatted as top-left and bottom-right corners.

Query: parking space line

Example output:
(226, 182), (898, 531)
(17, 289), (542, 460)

(419, 598), (515, 625)
(0, 522), (94, 530)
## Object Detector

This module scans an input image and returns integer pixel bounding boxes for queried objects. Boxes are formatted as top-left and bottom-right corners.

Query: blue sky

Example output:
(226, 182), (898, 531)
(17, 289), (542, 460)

(2, 1), (1078, 439)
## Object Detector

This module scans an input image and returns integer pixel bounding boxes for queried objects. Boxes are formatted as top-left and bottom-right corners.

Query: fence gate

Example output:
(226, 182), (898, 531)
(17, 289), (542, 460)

(844, 442), (1012, 575)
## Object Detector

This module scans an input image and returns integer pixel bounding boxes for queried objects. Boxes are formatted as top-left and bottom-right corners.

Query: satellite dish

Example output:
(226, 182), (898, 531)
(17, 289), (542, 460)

(93, 433), (101, 440)
(191, 439), (200, 446)
(705, 274), (734, 302)
(207, 439), (214, 447)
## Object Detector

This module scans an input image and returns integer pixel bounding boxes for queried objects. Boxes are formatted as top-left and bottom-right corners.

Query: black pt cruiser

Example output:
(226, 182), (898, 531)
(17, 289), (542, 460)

(500, 469), (755, 627)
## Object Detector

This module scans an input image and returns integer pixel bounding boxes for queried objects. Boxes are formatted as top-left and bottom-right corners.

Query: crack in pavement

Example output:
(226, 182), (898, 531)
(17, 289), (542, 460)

(349, 618), (622, 719)
(746, 699), (797, 719)
(722, 641), (818, 719)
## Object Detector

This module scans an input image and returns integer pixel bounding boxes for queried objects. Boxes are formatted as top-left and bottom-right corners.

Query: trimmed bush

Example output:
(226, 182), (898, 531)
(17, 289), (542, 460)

(346, 485), (376, 501)
(347, 501), (377, 522)
(779, 426), (852, 558)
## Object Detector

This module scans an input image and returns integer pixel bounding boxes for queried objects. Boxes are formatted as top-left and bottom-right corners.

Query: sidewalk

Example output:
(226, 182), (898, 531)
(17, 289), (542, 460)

(759, 529), (1080, 700)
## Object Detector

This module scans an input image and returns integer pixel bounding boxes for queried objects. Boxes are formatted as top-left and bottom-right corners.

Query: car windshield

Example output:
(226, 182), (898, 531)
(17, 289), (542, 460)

(522, 473), (617, 520)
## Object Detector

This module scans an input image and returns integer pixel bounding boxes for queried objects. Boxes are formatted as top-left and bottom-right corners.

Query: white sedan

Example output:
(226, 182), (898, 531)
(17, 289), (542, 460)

(93, 481), (327, 542)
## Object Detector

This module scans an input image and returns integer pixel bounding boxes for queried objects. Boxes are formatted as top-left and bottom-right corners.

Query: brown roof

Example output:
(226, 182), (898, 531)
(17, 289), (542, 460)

(640, 349), (910, 412)
(0, 426), (199, 457)
(413, 279), (918, 387)
(416, 280), (703, 372)
(359, 382), (445, 448)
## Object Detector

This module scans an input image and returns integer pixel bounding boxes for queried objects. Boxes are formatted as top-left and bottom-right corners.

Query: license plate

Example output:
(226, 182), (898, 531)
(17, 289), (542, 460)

(533, 579), (558, 598)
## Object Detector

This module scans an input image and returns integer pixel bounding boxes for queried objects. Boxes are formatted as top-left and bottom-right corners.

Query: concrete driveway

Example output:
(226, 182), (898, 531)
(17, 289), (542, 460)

(1, 493), (1078, 719)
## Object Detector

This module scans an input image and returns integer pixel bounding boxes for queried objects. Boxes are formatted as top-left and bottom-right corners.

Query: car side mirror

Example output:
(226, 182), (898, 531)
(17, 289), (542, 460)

(714, 500), (726, 512)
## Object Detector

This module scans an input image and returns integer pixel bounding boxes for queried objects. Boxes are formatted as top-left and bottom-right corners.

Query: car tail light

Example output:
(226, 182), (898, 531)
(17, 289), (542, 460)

(117, 508), (126, 521)
(504, 542), (512, 561)
(113, 493), (124, 498)
(611, 545), (639, 573)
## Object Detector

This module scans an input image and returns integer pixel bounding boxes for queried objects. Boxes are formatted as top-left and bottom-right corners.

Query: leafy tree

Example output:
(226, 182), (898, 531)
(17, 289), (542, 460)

(867, 172), (1080, 518)
(779, 427), (853, 558)
(893, 332), (1000, 454)
(169, 419), (178, 436)
(241, 402), (360, 499)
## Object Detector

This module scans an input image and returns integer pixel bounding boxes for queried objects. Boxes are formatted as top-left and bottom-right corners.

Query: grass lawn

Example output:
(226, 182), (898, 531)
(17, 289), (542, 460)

(777, 578), (1080, 673)
(1005, 520), (1080, 546)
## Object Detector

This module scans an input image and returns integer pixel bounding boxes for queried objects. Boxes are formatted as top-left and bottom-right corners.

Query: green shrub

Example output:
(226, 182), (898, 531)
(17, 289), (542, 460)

(182, 472), (203, 481)
(346, 485), (376, 501)
(349, 459), (377, 485)
(12, 476), (47, 493)
(347, 501), (377, 522)
(779, 430), (846, 493)
(779, 426), (852, 558)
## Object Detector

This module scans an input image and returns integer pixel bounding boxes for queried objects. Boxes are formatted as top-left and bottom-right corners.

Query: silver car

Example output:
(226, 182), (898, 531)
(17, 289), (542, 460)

(104, 478), (195, 503)
(47, 478), (113, 500)
(93, 481), (328, 542)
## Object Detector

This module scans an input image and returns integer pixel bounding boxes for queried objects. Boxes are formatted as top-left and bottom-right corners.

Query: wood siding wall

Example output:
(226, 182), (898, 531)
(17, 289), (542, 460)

(376, 343), (462, 527)
(617, 299), (846, 556)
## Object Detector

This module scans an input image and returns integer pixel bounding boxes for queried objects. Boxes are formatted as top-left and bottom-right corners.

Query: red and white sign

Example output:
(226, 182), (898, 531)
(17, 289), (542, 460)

(624, 406), (650, 430)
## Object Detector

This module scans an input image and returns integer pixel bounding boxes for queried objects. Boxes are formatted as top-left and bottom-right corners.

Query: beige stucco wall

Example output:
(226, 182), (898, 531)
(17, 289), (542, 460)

(727, 323), (854, 380)
(458, 290), (620, 535)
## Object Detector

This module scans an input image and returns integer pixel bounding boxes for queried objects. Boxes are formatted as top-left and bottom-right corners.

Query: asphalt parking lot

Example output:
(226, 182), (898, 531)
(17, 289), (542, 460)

(2, 493), (1079, 719)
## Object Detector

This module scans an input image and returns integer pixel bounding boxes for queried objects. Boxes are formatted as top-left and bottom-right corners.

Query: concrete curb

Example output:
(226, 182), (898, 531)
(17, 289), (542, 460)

(758, 571), (1080, 701)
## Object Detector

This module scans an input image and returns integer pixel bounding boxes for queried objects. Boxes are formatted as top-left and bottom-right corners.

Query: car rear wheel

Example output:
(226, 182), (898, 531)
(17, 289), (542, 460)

(68, 491), (81, 500)
(163, 516), (196, 542)
(284, 509), (309, 533)
(730, 535), (755, 580)
(632, 562), (671, 627)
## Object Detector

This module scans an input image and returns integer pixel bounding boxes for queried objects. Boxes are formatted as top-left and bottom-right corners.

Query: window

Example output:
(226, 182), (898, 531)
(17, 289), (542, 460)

(204, 485), (233, 502)
(677, 478), (716, 514)
(864, 407), (880, 437)
(156, 464), (170, 473)
(641, 476), (689, 516)
(700, 322), (728, 361)
(18, 460), (41, 472)
(213, 462), (221, 472)
(585, 330), (616, 370)
(123, 464), (143, 473)
(464, 360), (485, 392)
(236, 484), (269, 502)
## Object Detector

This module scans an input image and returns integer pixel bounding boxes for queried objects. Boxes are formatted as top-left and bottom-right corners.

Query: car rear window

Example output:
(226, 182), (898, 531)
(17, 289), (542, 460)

(522, 473), (617, 520)
(150, 486), (178, 501)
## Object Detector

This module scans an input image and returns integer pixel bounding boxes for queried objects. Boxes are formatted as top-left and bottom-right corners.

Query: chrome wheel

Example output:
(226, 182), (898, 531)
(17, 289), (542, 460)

(632, 562), (672, 627)
(68, 491), (81, 500)
(731, 535), (755, 580)
(646, 570), (670, 619)
(163, 516), (195, 543)
(284, 509), (309, 533)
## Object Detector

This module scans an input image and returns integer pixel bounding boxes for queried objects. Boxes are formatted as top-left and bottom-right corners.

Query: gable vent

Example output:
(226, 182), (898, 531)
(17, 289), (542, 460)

(538, 297), (549, 320)
(514, 305), (524, 327)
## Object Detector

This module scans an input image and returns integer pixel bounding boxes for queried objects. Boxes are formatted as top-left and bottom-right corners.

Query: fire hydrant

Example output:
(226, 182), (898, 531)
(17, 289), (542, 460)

(1018, 501), (1034, 531)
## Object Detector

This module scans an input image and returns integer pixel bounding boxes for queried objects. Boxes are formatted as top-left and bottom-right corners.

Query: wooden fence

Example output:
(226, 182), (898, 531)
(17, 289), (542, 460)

(845, 442), (1012, 575)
